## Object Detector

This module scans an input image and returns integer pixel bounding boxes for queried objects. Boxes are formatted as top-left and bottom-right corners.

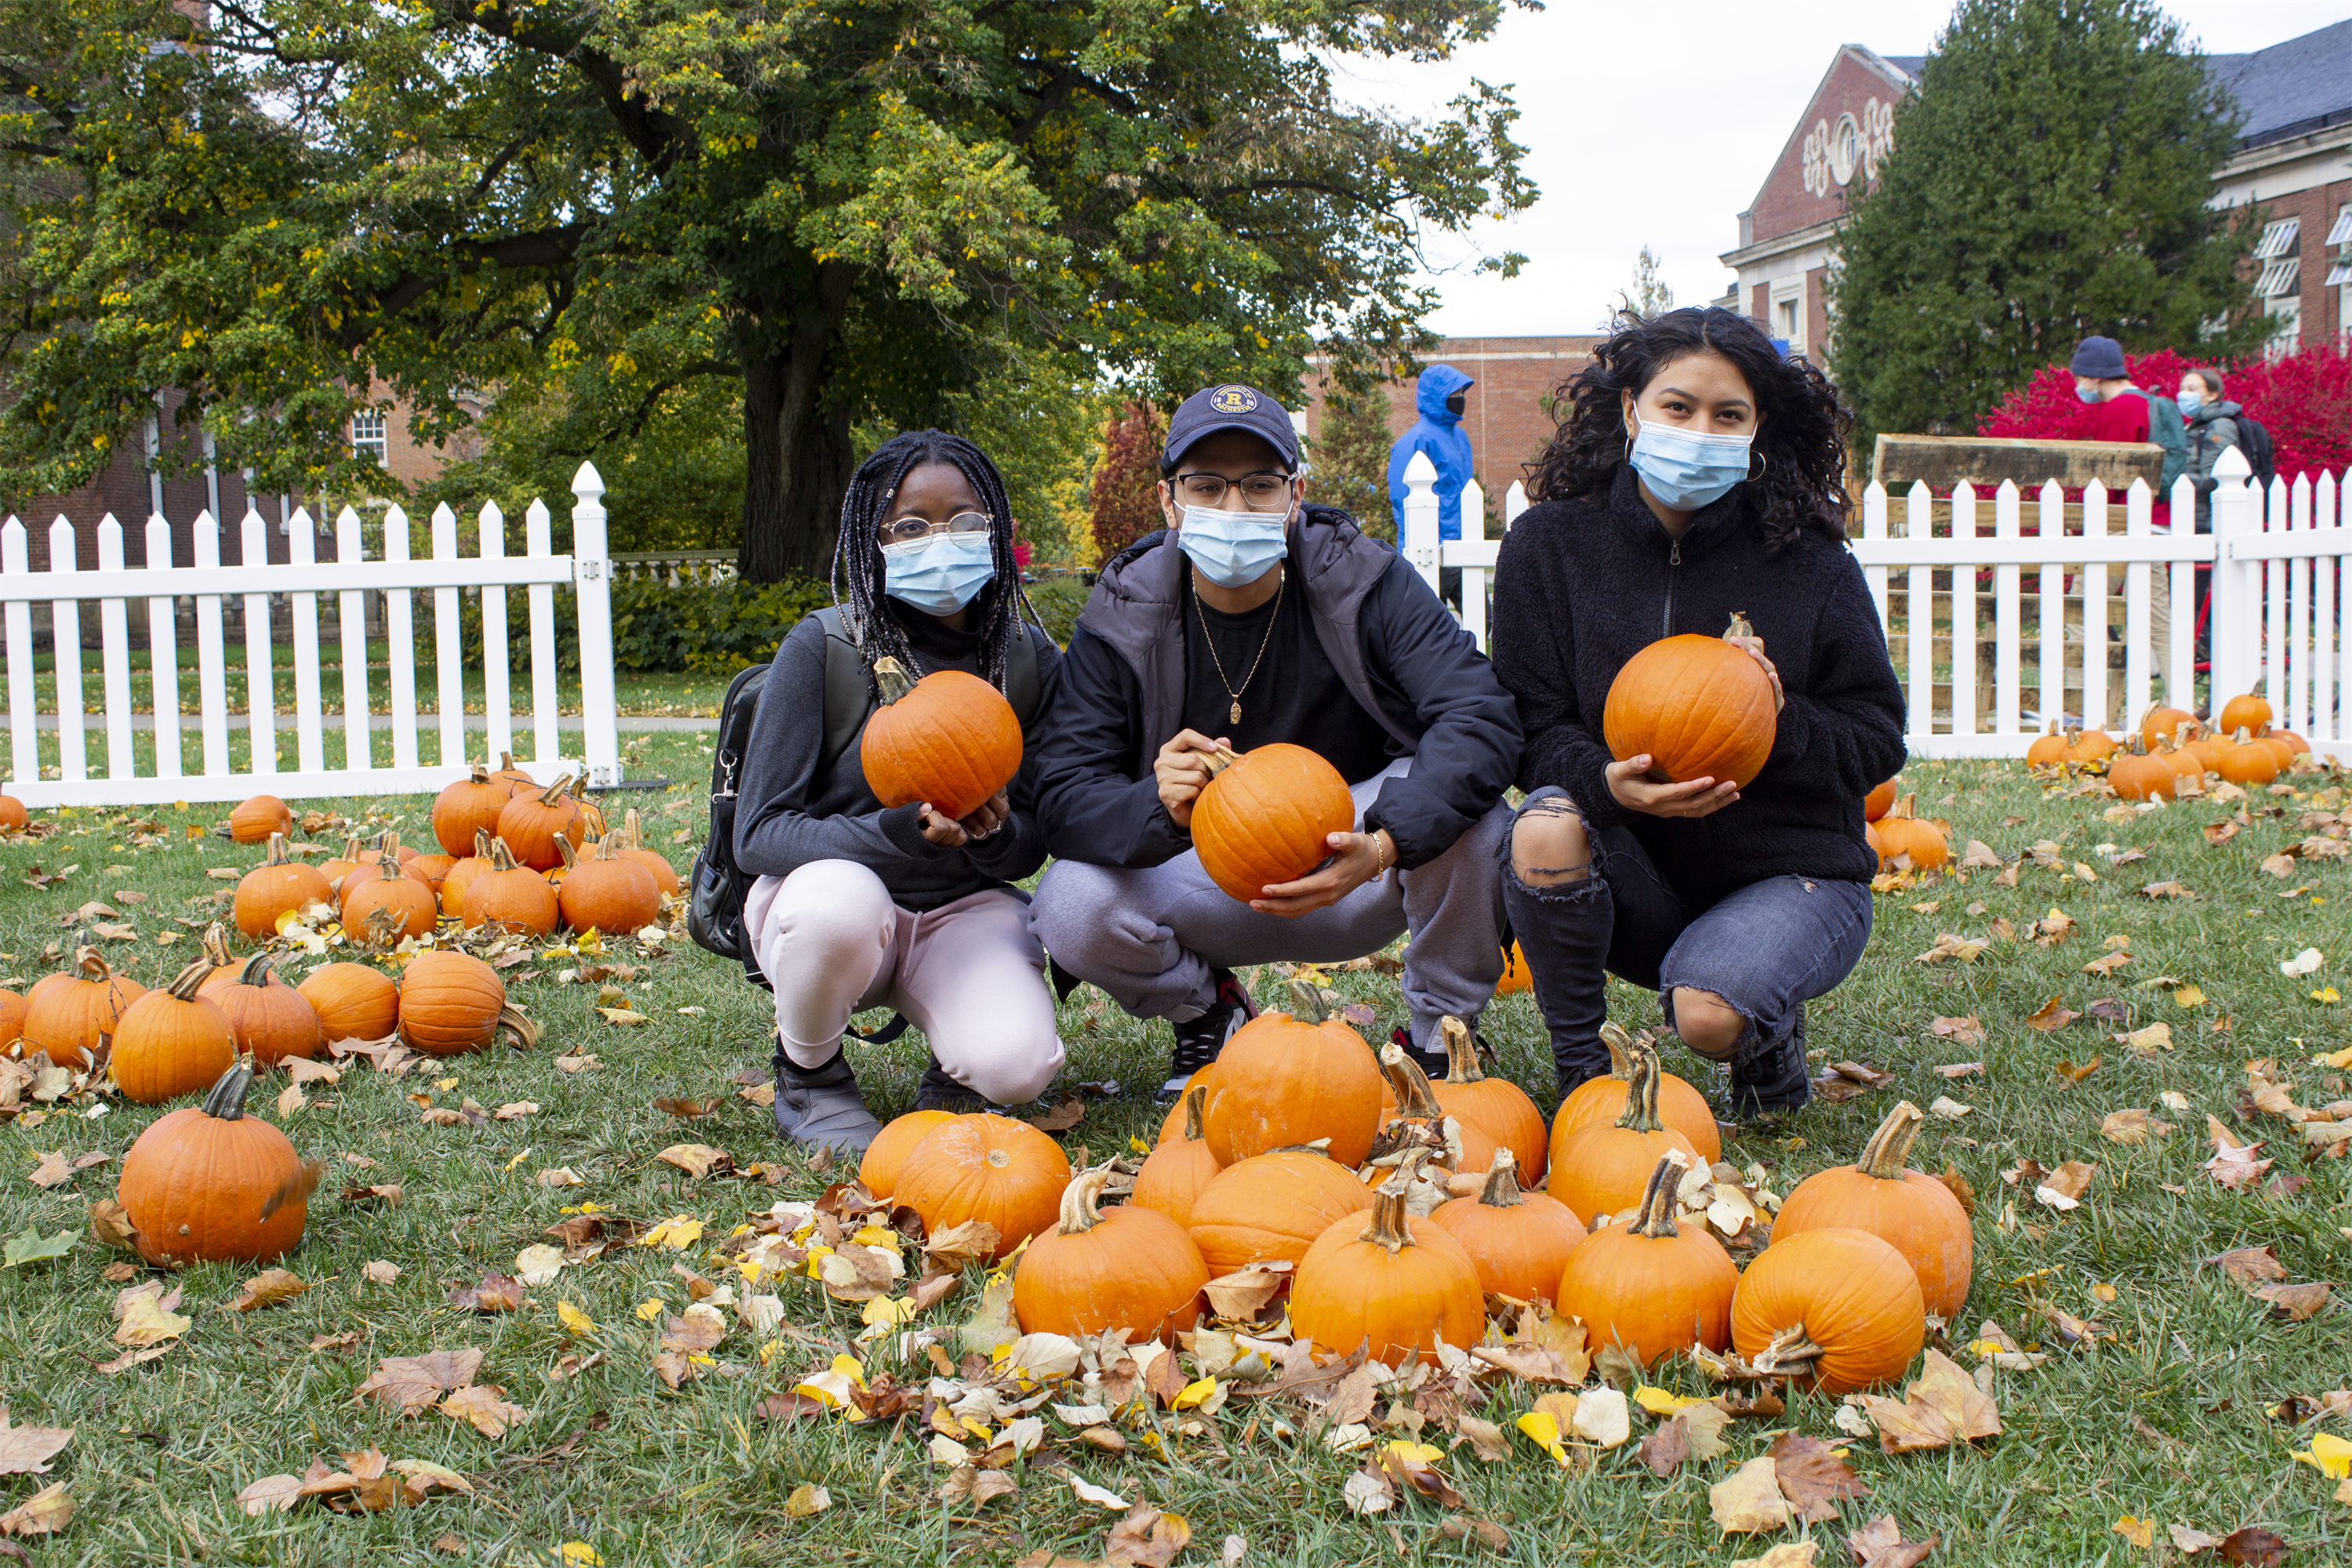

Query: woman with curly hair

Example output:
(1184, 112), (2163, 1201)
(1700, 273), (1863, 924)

(1490, 307), (1904, 1119)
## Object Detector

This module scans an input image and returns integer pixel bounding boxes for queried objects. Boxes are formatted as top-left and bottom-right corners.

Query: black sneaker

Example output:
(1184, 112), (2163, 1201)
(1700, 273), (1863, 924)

(1726, 1005), (1813, 1120)
(1387, 1026), (1452, 1085)
(771, 1037), (884, 1153)
(1159, 969), (1257, 1101)
(913, 1052), (989, 1115)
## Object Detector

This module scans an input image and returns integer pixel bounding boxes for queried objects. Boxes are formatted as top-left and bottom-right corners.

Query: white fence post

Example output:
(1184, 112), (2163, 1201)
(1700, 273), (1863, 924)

(2034, 480), (2063, 728)
(96, 516), (134, 779)
(2122, 478), (2151, 728)
(2317, 470), (2340, 750)
(481, 502), (514, 765)
(1503, 481), (1529, 528)
(2165, 475), (2197, 710)
(1457, 476), (1489, 651)
(337, 506), (372, 776)
(241, 507), (277, 777)
(48, 517), (86, 786)
(2, 520), (33, 789)
(1399, 451), (1441, 598)
(572, 463), (621, 789)
(145, 513), (182, 783)
(2208, 447), (2259, 711)
(1992, 481), (2020, 738)
(383, 505), (419, 771)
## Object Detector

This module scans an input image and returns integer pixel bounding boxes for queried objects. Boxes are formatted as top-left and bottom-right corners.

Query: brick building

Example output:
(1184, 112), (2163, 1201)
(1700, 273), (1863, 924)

(1299, 336), (1601, 518)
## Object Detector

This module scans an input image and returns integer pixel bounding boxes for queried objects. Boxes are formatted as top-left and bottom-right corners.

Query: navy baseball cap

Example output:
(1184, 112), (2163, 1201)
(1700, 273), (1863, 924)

(1163, 383), (1300, 471)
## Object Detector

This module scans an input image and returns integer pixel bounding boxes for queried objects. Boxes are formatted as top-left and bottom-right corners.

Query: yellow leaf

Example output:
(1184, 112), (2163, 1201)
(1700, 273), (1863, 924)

(2173, 985), (2205, 1007)
(1632, 1385), (1697, 1416)
(633, 1298), (668, 1323)
(1514, 1410), (1567, 1463)
(557, 1301), (595, 1336)
(2317, 1046), (2352, 1069)
(639, 1216), (704, 1250)
(850, 1225), (898, 1248)
(2111, 1515), (2154, 1549)
(2295, 1432), (2352, 1479)
(1384, 1439), (1443, 1465)
(2312, 987), (2342, 1004)
(829, 1352), (867, 1388)
(1172, 1376), (1218, 1411)
(860, 1296), (916, 1330)
(558, 1546), (604, 1566)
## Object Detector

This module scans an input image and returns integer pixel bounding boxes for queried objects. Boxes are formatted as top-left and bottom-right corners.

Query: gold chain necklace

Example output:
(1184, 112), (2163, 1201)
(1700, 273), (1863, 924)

(1192, 565), (1283, 727)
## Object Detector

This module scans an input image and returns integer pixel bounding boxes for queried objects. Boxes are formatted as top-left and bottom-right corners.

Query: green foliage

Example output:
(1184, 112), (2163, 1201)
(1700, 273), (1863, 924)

(1023, 572), (1091, 649)
(1830, 0), (2263, 453)
(1623, 245), (1675, 322)
(1088, 401), (1167, 562)
(1306, 390), (1399, 542)
(0, 0), (1535, 581)
(608, 578), (833, 675)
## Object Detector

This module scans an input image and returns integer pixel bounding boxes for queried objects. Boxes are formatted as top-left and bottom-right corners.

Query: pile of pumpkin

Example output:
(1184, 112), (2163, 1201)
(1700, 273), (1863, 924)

(855, 982), (1968, 1392)
(2027, 689), (2311, 802)
(227, 764), (679, 950)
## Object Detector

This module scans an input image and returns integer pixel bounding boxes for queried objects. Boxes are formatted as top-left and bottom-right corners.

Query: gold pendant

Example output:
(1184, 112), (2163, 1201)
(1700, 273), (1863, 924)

(1229, 700), (1243, 725)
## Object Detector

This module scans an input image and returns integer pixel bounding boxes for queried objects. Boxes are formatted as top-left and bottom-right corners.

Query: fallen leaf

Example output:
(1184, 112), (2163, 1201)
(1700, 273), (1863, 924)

(1928, 1015), (1987, 1047)
(2101, 1109), (2174, 1145)
(1846, 1515), (1939, 1568)
(227, 1269), (309, 1312)
(1859, 1348), (2001, 1454)
(448, 1272), (525, 1313)
(0, 1482), (70, 1537)
(438, 1383), (528, 1439)
(2213, 1527), (2290, 1566)
(785, 1483), (831, 1519)
(354, 1348), (487, 1415)
(2, 1229), (75, 1269)
(1730, 1544), (1820, 1568)
(234, 1473), (304, 1517)
(1069, 1475), (1131, 1511)
(363, 1260), (401, 1286)
(0, 1417), (72, 1478)
(2113, 1515), (2155, 1550)
(2025, 996), (2081, 1031)
(652, 1095), (720, 1118)
(1769, 1433), (1870, 1523)
(112, 1282), (191, 1347)
(513, 1244), (567, 1287)
(2280, 947), (2325, 978)
(1710, 1456), (1793, 1534)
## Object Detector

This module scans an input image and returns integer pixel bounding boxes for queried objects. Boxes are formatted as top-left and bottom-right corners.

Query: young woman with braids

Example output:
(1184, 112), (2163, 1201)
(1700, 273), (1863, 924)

(1489, 307), (1905, 1120)
(733, 431), (1065, 1152)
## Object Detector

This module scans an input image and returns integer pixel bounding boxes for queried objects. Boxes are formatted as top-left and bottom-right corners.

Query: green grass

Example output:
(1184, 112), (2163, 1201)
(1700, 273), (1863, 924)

(2, 753), (2349, 1565)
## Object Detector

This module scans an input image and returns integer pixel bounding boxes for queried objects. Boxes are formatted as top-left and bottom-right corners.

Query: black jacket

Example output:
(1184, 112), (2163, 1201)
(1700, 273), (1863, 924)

(1034, 504), (1522, 872)
(734, 605), (1062, 912)
(1490, 468), (1906, 904)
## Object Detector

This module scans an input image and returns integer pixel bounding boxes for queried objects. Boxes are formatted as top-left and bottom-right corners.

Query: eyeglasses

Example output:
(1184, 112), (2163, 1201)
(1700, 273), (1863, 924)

(1174, 473), (1294, 512)
(880, 510), (992, 546)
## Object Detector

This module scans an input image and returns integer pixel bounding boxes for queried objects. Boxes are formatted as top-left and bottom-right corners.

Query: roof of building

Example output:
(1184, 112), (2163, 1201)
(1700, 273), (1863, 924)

(2207, 18), (2352, 149)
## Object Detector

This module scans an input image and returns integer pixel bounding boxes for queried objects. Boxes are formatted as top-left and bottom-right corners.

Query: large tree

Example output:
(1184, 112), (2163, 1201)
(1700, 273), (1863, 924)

(1829, 0), (2263, 454)
(0, 0), (1532, 579)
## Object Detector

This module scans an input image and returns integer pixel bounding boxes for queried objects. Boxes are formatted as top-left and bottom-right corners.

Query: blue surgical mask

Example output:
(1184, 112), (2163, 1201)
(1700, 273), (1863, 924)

(1628, 416), (1754, 511)
(880, 530), (995, 616)
(1177, 506), (1290, 589)
(2176, 389), (2201, 414)
(2076, 385), (2102, 405)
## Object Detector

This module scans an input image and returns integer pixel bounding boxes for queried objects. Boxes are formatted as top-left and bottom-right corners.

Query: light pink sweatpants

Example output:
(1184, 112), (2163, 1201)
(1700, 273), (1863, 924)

(743, 860), (1065, 1106)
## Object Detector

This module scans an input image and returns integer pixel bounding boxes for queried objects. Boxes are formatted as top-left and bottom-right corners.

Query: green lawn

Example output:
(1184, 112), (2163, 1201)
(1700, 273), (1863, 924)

(2, 752), (2348, 1565)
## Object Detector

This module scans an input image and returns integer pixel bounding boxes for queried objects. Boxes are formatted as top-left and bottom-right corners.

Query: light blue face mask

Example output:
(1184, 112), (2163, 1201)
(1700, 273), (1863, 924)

(2076, 384), (2103, 405)
(1177, 505), (1290, 589)
(880, 529), (996, 616)
(1628, 416), (1754, 511)
(2176, 389), (2201, 414)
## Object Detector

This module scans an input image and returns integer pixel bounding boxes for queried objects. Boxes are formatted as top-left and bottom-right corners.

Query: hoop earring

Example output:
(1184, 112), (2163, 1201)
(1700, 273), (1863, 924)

(1748, 450), (1769, 482)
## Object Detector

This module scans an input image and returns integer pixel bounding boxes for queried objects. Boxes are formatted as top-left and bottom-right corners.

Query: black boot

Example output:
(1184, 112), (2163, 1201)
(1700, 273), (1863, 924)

(1727, 1005), (1813, 1120)
(1160, 969), (1256, 1101)
(913, 1053), (989, 1115)
(772, 1038), (883, 1152)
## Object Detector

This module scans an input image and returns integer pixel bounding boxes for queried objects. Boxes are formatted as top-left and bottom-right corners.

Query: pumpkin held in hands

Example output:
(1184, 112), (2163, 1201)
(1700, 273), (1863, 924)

(1189, 742), (1355, 903)
(1012, 1165), (1209, 1344)
(1602, 611), (1777, 789)
(859, 657), (1023, 822)
(118, 1061), (312, 1265)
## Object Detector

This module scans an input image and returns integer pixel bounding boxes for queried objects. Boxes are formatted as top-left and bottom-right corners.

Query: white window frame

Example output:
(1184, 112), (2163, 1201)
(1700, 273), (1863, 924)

(2254, 216), (2300, 259)
(2325, 205), (2352, 246)
(2265, 293), (2301, 357)
(1770, 278), (1804, 353)
(350, 408), (389, 466)
(2255, 256), (2301, 298)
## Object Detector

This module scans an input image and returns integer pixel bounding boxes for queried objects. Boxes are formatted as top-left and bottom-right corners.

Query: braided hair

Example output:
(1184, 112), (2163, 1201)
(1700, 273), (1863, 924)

(829, 430), (1046, 691)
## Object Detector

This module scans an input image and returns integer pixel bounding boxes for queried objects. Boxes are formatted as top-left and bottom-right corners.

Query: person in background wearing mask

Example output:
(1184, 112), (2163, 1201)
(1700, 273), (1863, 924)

(2072, 335), (2186, 699)
(733, 431), (1066, 1152)
(1030, 383), (1522, 1098)
(1490, 307), (1904, 1120)
(1386, 364), (1477, 604)
(2177, 367), (2243, 532)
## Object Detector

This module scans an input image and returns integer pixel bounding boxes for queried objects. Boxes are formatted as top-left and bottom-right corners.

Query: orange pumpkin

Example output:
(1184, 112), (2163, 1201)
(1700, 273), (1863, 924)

(1871, 794), (1948, 871)
(893, 1112), (1071, 1262)
(1774, 1100), (1972, 1320)
(1429, 1150), (1586, 1304)
(2263, 728), (2310, 764)
(858, 656), (1023, 822)
(858, 1109), (960, 1201)
(495, 775), (588, 873)
(297, 962), (399, 1044)
(2061, 728), (2117, 766)
(1200, 979), (1383, 1167)
(1548, 1042), (1701, 1225)
(2106, 739), (2176, 802)
(211, 956), (323, 1066)
(1371, 1043), (1498, 1175)
(118, 1061), (310, 1265)
(1731, 1226), (1926, 1395)
(617, 808), (682, 898)
(397, 949), (537, 1058)
(195, 923), (260, 998)
(404, 852), (458, 899)
(439, 830), (495, 919)
(0, 986), (26, 1051)
(21, 946), (147, 1069)
(1132, 1086), (1221, 1229)
(558, 836), (662, 936)
(432, 764), (517, 857)
(109, 957), (238, 1105)
(2215, 726), (2278, 786)
(0, 793), (26, 832)
(1186, 1148), (1373, 1275)
(2216, 685), (2271, 738)
(1863, 776), (1898, 822)
(2138, 702), (2194, 753)
(1156, 1064), (1218, 1145)
(1013, 1165), (1209, 1344)
(1494, 940), (1534, 996)
(342, 833), (437, 947)
(491, 751), (538, 793)
(1189, 742), (1355, 905)
(2161, 722), (2205, 786)
(228, 793), (294, 844)
(1290, 1174), (1485, 1367)
(234, 833), (332, 940)
(1602, 611), (1778, 789)
(1550, 1022), (1722, 1164)
(1429, 1015), (1548, 1180)
(462, 837), (561, 937)
(319, 834), (366, 893)
(2024, 721), (2069, 768)
(1554, 1149), (1737, 1364)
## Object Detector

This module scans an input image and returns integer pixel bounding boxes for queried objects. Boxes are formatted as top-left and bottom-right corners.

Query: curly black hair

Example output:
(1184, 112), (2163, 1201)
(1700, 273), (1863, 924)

(1528, 307), (1854, 550)
(829, 430), (1044, 691)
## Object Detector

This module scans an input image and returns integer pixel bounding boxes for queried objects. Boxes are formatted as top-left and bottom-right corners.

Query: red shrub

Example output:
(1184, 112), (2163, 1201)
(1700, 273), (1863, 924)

(1980, 345), (2352, 481)
(1089, 401), (1168, 563)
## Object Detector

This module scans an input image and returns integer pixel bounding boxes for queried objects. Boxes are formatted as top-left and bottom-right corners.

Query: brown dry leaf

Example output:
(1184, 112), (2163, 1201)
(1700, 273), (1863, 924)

(0, 1480), (71, 1538)
(1730, 1546), (1820, 1568)
(2054, 1057), (2104, 1085)
(655, 1144), (733, 1180)
(1937, 1165), (1977, 1216)
(1847, 1515), (1939, 1568)
(276, 1082), (307, 1118)
(652, 1095), (720, 1119)
(1933, 1062), (1984, 1080)
(438, 1383), (528, 1439)
(85, 1198), (137, 1252)
(2025, 996), (2080, 1032)
(2212, 1526), (2291, 1565)
(26, 1151), (106, 1190)
(2254, 1283), (2331, 1323)
(234, 1472), (305, 1517)
(1928, 1015), (1987, 1047)
(354, 1348), (486, 1415)
(492, 1102), (538, 1120)
(1638, 1415), (1690, 1478)
(1201, 1265), (1290, 1321)
(309, 1331), (361, 1353)
(2205, 820), (2241, 845)
(2084, 951), (2132, 977)
(1452, 1414), (1511, 1463)
(1380, 1443), (1466, 1508)
(362, 1260), (402, 1285)
(227, 1269), (310, 1312)
(2141, 880), (2194, 899)
(1028, 1098), (1086, 1134)
(448, 1272), (525, 1314)
(1710, 1456), (1794, 1534)
(921, 1220), (1003, 1274)
(1468, 1341), (1580, 1385)
(2101, 1109), (2173, 1144)
(1438, 1517), (1512, 1552)
(0, 1416), (72, 1478)
(1858, 1348), (2001, 1454)
(1769, 1432), (1871, 1523)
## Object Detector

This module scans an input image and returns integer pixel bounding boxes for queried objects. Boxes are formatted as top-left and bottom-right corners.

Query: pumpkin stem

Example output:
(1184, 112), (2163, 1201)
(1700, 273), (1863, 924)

(488, 837), (519, 873)
(263, 831), (293, 868)
(1858, 1100), (1926, 1181)
(1611, 1043), (1668, 1135)
(1378, 1042), (1446, 1122)
(1887, 793), (1917, 822)
(1358, 1174), (1417, 1256)
(237, 953), (277, 989)
(470, 762), (492, 786)
(1625, 1150), (1691, 1240)
(1055, 1163), (1117, 1236)
(555, 835), (578, 871)
(1181, 1085), (1207, 1144)
(1283, 977), (1329, 1025)
(1475, 1148), (1525, 1208)
(1200, 743), (1245, 780)
(535, 775), (570, 808)
(201, 922), (234, 971)
(623, 808), (645, 851)
(162, 956), (214, 1003)
(72, 944), (111, 982)
(1598, 1020), (1637, 1081)
(201, 1060), (256, 1120)
(494, 1004), (539, 1051)
(340, 834), (363, 862)
(500, 750), (521, 775)
(2173, 720), (2198, 750)
(872, 656), (917, 706)
(2232, 725), (2253, 745)
(1438, 1015), (1484, 1084)
(1722, 610), (1757, 641)
(1751, 1322), (1827, 1380)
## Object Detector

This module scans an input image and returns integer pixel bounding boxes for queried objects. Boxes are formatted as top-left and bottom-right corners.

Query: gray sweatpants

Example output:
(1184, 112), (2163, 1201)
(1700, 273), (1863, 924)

(1029, 758), (1512, 1049)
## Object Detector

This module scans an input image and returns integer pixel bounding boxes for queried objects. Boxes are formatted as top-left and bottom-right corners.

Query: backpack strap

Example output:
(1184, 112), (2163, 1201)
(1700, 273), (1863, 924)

(1005, 622), (1042, 728)
(814, 607), (877, 775)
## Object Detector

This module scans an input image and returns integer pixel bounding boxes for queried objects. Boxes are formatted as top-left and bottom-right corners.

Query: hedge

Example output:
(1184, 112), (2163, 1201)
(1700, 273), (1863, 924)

(455, 575), (832, 675)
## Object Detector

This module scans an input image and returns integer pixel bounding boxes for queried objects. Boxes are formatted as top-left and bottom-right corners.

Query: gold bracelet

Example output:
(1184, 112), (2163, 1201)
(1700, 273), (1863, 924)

(1371, 832), (1389, 880)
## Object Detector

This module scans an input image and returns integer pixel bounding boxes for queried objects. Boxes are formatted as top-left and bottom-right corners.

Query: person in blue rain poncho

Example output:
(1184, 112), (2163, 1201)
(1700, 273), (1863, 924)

(1387, 364), (1476, 542)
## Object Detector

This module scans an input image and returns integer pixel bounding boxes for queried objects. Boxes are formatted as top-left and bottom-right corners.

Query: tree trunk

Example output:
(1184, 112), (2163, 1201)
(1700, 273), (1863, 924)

(736, 265), (856, 583)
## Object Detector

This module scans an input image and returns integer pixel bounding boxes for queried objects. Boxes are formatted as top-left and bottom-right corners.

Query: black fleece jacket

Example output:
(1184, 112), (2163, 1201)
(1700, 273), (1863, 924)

(1490, 468), (1906, 906)
(1035, 505), (1522, 872)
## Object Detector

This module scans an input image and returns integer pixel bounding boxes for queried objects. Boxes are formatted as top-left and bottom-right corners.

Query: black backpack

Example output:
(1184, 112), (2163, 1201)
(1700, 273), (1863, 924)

(686, 608), (1042, 978)
(2235, 415), (2278, 491)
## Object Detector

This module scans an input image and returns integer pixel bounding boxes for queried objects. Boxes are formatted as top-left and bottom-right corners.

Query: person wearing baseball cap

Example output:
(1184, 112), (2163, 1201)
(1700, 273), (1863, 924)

(1029, 381), (1523, 1098)
(2071, 335), (2185, 689)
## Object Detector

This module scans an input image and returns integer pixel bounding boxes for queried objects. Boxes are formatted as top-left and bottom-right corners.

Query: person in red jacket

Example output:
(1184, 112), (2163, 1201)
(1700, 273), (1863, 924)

(2071, 336), (2150, 443)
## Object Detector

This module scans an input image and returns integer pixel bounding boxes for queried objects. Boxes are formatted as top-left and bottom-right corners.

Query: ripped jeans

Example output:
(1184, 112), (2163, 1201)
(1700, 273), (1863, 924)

(1501, 787), (1873, 1093)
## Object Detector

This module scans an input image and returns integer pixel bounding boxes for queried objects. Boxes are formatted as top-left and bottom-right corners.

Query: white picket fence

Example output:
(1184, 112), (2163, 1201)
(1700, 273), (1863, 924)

(1401, 445), (2349, 763)
(0, 463), (620, 808)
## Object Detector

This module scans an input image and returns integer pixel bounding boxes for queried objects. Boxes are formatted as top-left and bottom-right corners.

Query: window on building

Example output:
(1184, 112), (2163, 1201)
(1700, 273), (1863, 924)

(350, 409), (388, 466)
(2252, 216), (2300, 259)
(2265, 294), (2300, 358)
(2332, 206), (2351, 347)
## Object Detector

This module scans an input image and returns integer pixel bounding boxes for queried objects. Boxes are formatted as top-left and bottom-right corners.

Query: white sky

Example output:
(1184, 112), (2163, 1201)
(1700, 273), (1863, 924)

(1337, 0), (2352, 337)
